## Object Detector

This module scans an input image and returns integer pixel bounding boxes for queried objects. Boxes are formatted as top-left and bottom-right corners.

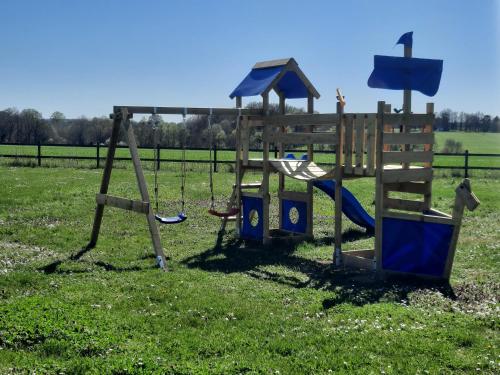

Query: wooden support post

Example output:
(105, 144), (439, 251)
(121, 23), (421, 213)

(423, 103), (434, 210)
(126, 116), (168, 270)
(236, 96), (242, 109)
(88, 111), (124, 248)
(374, 101), (386, 273)
(278, 93), (286, 230)
(402, 45), (412, 169)
(235, 115), (243, 235)
(262, 93), (270, 244)
(333, 101), (344, 265)
(306, 93), (314, 237)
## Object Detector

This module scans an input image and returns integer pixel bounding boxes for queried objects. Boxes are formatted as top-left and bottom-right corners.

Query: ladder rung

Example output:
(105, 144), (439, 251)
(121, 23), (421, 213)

(236, 182), (262, 189)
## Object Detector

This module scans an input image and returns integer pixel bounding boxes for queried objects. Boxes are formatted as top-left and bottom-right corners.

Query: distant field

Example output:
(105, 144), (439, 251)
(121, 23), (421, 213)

(0, 132), (498, 172)
(434, 131), (500, 153)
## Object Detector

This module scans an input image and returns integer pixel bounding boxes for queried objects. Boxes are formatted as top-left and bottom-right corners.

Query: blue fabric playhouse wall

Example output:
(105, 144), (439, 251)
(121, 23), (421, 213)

(241, 196), (264, 240)
(382, 218), (454, 277)
(281, 199), (307, 234)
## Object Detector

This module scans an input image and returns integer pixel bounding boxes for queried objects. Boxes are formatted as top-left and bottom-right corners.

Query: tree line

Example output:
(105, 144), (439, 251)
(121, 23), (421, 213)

(0, 106), (498, 149)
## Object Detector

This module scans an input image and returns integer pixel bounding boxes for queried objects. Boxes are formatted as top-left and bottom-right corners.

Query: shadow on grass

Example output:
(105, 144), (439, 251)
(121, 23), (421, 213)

(39, 243), (158, 274)
(183, 229), (454, 307)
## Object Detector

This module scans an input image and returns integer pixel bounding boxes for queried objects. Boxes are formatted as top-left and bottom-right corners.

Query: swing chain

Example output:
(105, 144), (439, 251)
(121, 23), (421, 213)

(208, 108), (215, 210)
(180, 108), (187, 212)
(152, 107), (160, 212)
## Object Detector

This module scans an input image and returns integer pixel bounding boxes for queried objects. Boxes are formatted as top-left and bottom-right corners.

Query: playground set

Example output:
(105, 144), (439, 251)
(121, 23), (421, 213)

(86, 32), (479, 280)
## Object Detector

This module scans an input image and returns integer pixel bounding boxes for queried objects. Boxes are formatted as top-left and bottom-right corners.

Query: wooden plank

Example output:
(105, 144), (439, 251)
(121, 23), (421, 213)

(374, 101), (386, 272)
(354, 115), (365, 175)
(384, 181), (431, 194)
(253, 58), (291, 69)
(427, 208), (452, 218)
(248, 113), (338, 126)
(334, 101), (344, 266)
(265, 132), (337, 145)
(88, 112), (123, 248)
(127, 117), (168, 270)
(241, 191), (263, 199)
(383, 113), (434, 127)
(383, 133), (434, 145)
(239, 182), (262, 189)
(382, 151), (433, 164)
(114, 106), (261, 116)
(383, 197), (426, 212)
(96, 194), (149, 214)
(241, 118), (250, 166)
(278, 190), (309, 202)
(344, 115), (354, 174)
(382, 168), (433, 183)
(366, 115), (376, 176)
(383, 210), (455, 225)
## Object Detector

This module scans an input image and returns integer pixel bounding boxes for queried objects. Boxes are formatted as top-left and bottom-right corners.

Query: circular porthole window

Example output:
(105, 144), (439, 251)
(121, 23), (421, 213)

(289, 206), (300, 224)
(249, 209), (259, 227)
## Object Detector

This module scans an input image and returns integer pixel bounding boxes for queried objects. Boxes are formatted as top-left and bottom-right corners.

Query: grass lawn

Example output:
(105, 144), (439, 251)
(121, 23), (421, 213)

(0, 166), (498, 373)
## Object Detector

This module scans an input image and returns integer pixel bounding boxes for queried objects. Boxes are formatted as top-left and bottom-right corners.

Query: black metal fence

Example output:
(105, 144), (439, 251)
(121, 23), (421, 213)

(1, 142), (499, 177)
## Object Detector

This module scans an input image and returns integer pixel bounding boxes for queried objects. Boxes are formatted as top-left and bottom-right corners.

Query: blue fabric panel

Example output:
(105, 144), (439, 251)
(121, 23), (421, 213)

(396, 31), (413, 48)
(281, 199), (308, 234)
(382, 218), (454, 277)
(276, 71), (310, 98)
(241, 196), (263, 240)
(368, 55), (443, 97)
(229, 66), (283, 98)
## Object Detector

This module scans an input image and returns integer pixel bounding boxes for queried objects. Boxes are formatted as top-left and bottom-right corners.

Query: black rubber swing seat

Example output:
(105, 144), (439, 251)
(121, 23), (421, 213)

(154, 212), (187, 224)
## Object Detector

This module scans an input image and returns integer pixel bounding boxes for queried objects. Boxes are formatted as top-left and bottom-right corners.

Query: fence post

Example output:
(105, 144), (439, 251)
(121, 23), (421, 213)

(37, 142), (41, 167)
(96, 143), (100, 168)
(464, 149), (469, 178)
(274, 145), (278, 158)
(156, 144), (161, 171)
(213, 143), (218, 173)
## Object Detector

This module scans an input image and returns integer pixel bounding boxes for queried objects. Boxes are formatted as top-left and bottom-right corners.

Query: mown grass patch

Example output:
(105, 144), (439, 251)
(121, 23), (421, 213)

(0, 166), (498, 373)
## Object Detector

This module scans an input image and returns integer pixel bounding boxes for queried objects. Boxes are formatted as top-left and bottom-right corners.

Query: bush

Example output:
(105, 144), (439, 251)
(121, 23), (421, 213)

(442, 138), (463, 153)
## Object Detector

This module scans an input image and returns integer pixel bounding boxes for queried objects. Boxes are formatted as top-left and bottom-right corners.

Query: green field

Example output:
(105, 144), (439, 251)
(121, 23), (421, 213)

(0, 166), (498, 373)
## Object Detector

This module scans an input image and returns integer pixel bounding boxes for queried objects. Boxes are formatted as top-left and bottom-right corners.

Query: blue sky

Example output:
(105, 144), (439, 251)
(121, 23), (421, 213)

(0, 0), (498, 118)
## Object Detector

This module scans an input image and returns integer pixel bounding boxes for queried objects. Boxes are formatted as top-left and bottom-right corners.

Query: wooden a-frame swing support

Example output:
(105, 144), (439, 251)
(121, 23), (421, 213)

(86, 105), (260, 270)
(86, 108), (168, 269)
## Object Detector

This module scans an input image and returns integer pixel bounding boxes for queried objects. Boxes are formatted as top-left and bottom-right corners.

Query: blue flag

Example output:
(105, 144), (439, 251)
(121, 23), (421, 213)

(367, 55), (443, 97)
(396, 31), (413, 48)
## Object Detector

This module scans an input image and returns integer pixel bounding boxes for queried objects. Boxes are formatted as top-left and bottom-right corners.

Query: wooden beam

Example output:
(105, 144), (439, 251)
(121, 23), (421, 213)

(127, 119), (168, 269)
(265, 132), (337, 145)
(384, 181), (431, 194)
(382, 113), (434, 128)
(382, 167), (433, 183)
(382, 210), (454, 225)
(383, 197), (426, 212)
(383, 133), (434, 145)
(248, 113), (338, 126)
(96, 194), (149, 214)
(382, 151), (434, 164)
(113, 106), (261, 116)
(88, 111), (124, 248)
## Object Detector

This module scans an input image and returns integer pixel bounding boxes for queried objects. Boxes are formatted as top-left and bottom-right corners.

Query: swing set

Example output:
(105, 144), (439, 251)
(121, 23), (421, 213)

(86, 106), (256, 270)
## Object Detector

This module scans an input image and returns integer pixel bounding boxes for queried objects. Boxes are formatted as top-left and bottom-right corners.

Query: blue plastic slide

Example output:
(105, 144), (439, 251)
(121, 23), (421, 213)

(312, 179), (375, 233)
(285, 154), (375, 232)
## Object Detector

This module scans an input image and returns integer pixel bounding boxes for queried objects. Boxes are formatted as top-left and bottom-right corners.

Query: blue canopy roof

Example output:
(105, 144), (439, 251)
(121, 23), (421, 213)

(229, 63), (313, 99)
(368, 55), (443, 97)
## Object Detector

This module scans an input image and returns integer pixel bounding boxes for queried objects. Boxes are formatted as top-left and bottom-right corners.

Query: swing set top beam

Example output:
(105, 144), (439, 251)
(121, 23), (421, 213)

(112, 106), (262, 117)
